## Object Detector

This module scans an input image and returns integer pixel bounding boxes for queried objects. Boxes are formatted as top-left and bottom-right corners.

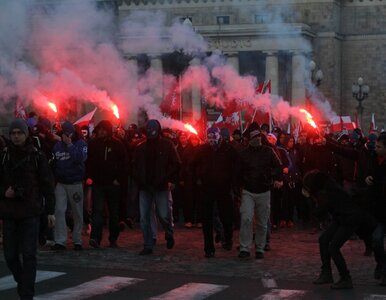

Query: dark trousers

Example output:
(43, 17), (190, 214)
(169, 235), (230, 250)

(372, 223), (386, 275)
(271, 188), (283, 226)
(282, 184), (301, 222)
(3, 217), (40, 300)
(319, 221), (358, 278)
(90, 185), (120, 244)
(183, 183), (202, 224)
(202, 187), (233, 253)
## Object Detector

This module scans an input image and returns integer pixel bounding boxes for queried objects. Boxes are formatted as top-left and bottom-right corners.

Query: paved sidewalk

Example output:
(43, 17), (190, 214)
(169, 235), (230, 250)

(2, 223), (375, 286)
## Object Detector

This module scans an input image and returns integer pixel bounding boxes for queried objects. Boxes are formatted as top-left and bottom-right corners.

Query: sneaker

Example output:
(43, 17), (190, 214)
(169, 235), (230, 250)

(45, 240), (55, 247)
(139, 248), (153, 255)
(205, 251), (215, 258)
(313, 272), (333, 284)
(74, 244), (83, 251)
(166, 237), (175, 249)
(238, 251), (250, 259)
(184, 222), (193, 228)
(330, 276), (353, 289)
(89, 239), (100, 249)
(255, 252), (264, 259)
(51, 244), (66, 251)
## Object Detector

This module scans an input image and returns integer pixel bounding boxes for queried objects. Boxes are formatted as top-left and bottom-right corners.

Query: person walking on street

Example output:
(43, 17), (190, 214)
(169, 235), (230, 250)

(51, 121), (87, 251)
(132, 119), (181, 255)
(0, 119), (56, 300)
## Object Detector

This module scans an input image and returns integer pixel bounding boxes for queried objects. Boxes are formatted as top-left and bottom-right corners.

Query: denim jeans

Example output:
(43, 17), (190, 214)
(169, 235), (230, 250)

(3, 217), (40, 300)
(372, 223), (386, 275)
(90, 185), (120, 244)
(139, 190), (173, 250)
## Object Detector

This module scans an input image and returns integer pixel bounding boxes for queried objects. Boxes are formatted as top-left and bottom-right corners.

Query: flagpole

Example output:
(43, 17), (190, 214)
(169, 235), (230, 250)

(239, 111), (243, 132)
(179, 75), (183, 121)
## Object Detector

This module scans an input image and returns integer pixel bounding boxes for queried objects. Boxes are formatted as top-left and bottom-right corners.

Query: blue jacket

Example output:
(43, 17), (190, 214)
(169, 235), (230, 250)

(53, 139), (87, 184)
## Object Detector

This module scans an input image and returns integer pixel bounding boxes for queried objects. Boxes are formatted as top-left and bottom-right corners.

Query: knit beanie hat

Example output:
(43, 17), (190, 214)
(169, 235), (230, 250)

(9, 119), (29, 137)
(62, 121), (75, 136)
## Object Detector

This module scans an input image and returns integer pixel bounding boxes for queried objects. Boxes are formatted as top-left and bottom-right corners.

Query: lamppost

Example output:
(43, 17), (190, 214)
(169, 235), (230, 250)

(351, 77), (370, 128)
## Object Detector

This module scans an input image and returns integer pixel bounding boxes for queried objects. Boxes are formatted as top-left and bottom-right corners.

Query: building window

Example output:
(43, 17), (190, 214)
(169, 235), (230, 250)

(217, 16), (230, 25)
(255, 14), (269, 24)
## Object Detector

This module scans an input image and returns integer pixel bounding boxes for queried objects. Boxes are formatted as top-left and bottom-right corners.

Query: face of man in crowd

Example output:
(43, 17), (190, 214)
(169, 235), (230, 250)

(287, 138), (294, 149)
(375, 141), (386, 158)
(179, 135), (188, 146)
(97, 128), (108, 139)
(232, 134), (241, 142)
(10, 129), (27, 146)
(190, 137), (199, 147)
(298, 132), (307, 145)
(279, 134), (286, 145)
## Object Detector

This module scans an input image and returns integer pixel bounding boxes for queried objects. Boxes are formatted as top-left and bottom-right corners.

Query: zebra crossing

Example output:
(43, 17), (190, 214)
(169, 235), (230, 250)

(0, 270), (386, 300)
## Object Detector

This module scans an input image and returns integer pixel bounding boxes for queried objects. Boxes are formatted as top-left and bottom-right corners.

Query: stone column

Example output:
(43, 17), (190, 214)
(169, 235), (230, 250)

(190, 57), (201, 122)
(264, 51), (279, 95)
(291, 51), (307, 107)
(127, 56), (138, 125)
(226, 52), (239, 73)
(150, 55), (163, 106)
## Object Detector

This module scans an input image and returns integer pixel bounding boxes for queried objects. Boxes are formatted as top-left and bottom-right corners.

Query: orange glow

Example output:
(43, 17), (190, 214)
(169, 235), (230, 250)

(299, 108), (317, 128)
(184, 123), (198, 135)
(48, 102), (58, 113)
(112, 104), (120, 119)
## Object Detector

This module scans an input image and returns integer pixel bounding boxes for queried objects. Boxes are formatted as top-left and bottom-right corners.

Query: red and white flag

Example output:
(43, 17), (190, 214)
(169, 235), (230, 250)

(15, 100), (27, 119)
(370, 113), (377, 132)
(330, 116), (355, 133)
(74, 108), (97, 127)
(160, 78), (181, 120)
(215, 100), (241, 132)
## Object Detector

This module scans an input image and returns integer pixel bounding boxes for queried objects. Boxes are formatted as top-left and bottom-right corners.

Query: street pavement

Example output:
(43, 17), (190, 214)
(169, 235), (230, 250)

(1, 222), (386, 299)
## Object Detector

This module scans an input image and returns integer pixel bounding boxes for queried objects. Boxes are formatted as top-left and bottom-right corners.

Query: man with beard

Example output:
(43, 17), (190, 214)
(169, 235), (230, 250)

(237, 128), (283, 259)
(0, 119), (55, 300)
(86, 120), (127, 248)
(132, 120), (180, 255)
(194, 127), (238, 258)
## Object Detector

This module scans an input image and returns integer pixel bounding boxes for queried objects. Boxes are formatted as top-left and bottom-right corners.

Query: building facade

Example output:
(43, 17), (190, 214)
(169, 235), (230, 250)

(118, 0), (386, 130)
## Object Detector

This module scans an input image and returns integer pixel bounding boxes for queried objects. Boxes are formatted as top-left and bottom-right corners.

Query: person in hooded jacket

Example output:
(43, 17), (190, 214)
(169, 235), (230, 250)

(86, 120), (128, 248)
(0, 119), (55, 300)
(51, 121), (87, 251)
(302, 170), (376, 289)
(132, 120), (181, 255)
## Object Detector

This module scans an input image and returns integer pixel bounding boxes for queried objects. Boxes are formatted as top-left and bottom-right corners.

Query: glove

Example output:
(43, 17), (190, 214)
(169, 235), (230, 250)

(47, 215), (56, 228)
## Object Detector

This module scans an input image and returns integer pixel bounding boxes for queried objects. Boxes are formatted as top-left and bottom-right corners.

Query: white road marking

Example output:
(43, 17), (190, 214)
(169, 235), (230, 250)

(148, 283), (228, 300)
(0, 270), (65, 291)
(364, 295), (386, 300)
(35, 276), (144, 300)
(261, 277), (278, 288)
(255, 289), (307, 300)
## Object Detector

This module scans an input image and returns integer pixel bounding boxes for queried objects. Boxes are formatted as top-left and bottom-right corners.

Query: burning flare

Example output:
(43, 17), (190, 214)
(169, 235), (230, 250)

(184, 123), (198, 135)
(299, 108), (317, 129)
(112, 104), (120, 119)
(48, 102), (58, 113)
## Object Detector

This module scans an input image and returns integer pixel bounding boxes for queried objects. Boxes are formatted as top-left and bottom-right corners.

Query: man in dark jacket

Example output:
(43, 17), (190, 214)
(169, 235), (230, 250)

(237, 129), (283, 259)
(86, 120), (128, 248)
(132, 120), (181, 255)
(51, 121), (87, 251)
(0, 119), (55, 300)
(194, 127), (238, 258)
(366, 134), (386, 285)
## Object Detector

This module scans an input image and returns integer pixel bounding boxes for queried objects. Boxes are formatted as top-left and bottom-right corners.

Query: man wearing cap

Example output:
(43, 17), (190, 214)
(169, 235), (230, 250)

(86, 120), (128, 248)
(51, 121), (87, 251)
(132, 119), (181, 255)
(237, 128), (283, 259)
(194, 127), (238, 258)
(0, 119), (55, 300)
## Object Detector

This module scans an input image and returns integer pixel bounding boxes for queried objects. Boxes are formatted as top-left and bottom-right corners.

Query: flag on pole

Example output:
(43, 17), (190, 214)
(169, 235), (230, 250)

(74, 108), (97, 127)
(370, 113), (377, 132)
(330, 116), (355, 133)
(160, 78), (181, 120)
(15, 100), (27, 119)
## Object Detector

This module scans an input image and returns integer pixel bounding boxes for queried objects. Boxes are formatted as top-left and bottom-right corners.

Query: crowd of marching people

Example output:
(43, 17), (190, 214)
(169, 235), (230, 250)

(0, 111), (386, 299)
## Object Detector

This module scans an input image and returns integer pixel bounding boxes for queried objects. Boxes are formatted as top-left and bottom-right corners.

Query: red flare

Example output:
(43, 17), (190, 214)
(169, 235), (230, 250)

(184, 123), (198, 135)
(48, 102), (58, 113)
(112, 104), (120, 119)
(299, 108), (317, 129)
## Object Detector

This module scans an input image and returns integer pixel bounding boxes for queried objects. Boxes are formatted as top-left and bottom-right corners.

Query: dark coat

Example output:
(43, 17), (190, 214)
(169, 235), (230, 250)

(0, 141), (55, 219)
(132, 137), (181, 191)
(237, 145), (283, 194)
(86, 136), (128, 186)
(194, 142), (238, 190)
